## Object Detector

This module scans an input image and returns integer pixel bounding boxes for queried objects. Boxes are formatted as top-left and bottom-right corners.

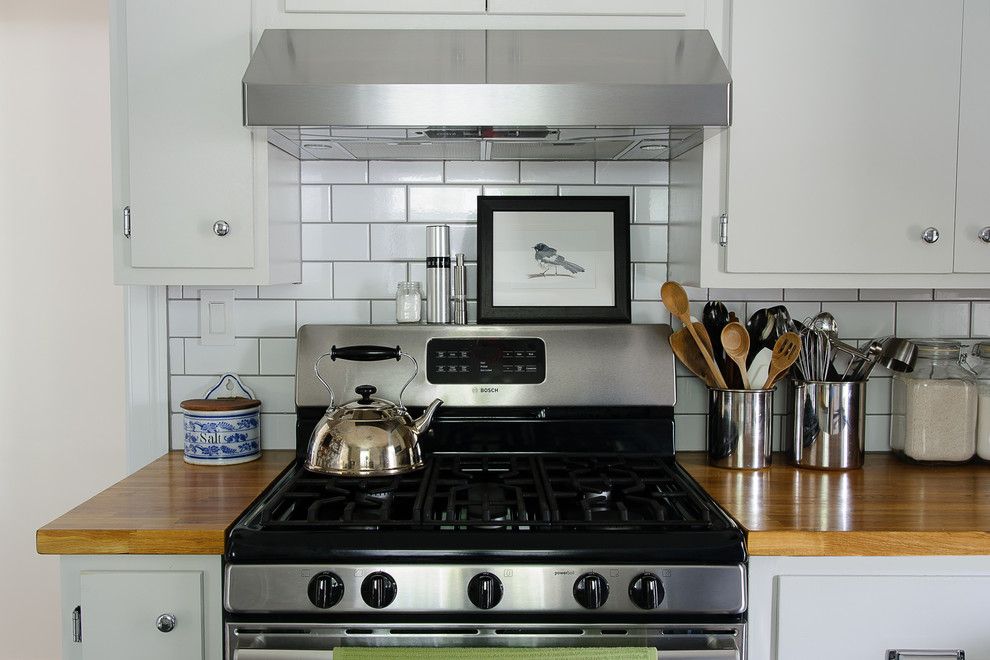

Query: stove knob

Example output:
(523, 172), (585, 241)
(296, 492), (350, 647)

(629, 573), (665, 610)
(361, 572), (397, 609)
(307, 571), (345, 609)
(467, 572), (504, 610)
(573, 572), (609, 610)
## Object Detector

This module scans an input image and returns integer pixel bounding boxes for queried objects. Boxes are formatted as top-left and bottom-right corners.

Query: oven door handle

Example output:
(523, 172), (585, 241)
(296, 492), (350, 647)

(234, 650), (740, 660)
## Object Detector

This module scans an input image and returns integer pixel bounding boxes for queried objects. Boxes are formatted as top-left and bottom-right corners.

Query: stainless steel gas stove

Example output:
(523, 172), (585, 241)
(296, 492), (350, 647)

(224, 325), (746, 659)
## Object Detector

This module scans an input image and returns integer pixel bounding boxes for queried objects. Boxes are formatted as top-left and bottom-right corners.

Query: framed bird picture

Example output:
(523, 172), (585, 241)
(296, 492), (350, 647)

(477, 196), (631, 324)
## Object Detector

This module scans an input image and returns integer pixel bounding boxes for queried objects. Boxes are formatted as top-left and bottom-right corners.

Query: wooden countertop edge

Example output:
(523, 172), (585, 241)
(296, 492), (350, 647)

(36, 528), (226, 555)
(745, 530), (990, 557)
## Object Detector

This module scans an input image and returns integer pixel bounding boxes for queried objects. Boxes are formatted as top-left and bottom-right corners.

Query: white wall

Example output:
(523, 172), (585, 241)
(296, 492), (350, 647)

(0, 2), (126, 658)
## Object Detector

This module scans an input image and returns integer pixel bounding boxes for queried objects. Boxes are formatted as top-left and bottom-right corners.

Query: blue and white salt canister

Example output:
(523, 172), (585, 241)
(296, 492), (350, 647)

(181, 374), (262, 465)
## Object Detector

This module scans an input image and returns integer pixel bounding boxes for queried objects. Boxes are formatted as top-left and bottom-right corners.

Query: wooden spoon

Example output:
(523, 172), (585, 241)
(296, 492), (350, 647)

(720, 322), (752, 389)
(661, 282), (728, 389)
(669, 327), (718, 388)
(763, 332), (802, 389)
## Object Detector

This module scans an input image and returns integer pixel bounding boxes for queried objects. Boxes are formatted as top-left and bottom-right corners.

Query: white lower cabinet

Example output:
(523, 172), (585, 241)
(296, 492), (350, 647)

(748, 556), (990, 660)
(61, 556), (223, 660)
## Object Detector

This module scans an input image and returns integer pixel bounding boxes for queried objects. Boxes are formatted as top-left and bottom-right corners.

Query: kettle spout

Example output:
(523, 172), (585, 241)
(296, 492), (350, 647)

(411, 398), (443, 436)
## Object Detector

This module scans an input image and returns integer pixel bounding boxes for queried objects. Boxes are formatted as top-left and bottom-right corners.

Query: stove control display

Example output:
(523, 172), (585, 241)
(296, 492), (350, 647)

(629, 573), (665, 610)
(427, 338), (546, 385)
(361, 572), (397, 609)
(467, 572), (504, 610)
(307, 571), (344, 609)
(573, 572), (609, 610)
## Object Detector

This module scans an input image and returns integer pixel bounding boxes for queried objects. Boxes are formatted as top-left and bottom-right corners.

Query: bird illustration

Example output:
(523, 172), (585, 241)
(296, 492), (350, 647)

(532, 243), (585, 277)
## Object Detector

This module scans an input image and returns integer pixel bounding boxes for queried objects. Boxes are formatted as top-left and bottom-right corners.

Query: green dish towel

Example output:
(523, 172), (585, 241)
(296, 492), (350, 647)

(333, 648), (654, 660)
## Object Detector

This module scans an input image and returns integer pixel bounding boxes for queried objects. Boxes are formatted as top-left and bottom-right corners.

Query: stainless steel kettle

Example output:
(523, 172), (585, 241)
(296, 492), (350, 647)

(304, 345), (442, 476)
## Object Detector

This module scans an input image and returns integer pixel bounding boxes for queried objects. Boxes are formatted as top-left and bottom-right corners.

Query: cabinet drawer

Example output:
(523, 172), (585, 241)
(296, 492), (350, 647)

(775, 575), (990, 660)
(285, 0), (486, 12)
(487, 0), (692, 15)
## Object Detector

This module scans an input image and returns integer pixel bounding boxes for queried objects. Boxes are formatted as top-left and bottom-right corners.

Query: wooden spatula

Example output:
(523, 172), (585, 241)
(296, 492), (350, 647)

(763, 332), (802, 389)
(669, 326), (720, 388)
(661, 282), (728, 389)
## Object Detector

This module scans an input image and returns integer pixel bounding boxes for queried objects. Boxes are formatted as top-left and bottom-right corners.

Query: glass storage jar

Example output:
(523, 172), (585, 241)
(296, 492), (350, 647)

(972, 342), (990, 461)
(395, 281), (423, 324)
(890, 341), (977, 463)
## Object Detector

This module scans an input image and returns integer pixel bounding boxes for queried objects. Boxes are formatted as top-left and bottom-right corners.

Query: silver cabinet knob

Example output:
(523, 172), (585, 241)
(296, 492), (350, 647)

(156, 613), (177, 633)
(979, 227), (990, 243)
(921, 227), (940, 244)
(213, 220), (230, 237)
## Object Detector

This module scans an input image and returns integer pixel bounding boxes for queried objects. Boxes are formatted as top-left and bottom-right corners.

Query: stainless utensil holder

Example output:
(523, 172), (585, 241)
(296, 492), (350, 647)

(789, 380), (865, 470)
(707, 389), (774, 469)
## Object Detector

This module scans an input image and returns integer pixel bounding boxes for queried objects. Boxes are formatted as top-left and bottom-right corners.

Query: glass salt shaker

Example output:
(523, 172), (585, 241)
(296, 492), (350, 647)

(395, 281), (423, 324)
(889, 341), (977, 464)
(972, 342), (990, 461)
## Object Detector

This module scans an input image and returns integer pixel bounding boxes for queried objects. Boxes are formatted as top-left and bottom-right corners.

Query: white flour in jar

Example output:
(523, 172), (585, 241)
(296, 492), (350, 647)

(900, 379), (977, 461)
(978, 386), (990, 460)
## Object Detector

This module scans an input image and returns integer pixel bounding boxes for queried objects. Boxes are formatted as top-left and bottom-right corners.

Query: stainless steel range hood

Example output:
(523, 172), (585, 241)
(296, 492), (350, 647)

(243, 29), (731, 161)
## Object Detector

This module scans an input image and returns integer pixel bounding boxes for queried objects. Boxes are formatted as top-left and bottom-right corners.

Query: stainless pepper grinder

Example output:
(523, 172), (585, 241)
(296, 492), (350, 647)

(452, 253), (467, 325)
(426, 225), (451, 324)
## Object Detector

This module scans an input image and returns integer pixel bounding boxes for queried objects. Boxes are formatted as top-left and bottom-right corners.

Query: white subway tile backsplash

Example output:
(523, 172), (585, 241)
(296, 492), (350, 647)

(302, 224), (370, 261)
(520, 161), (593, 184)
(445, 162), (518, 184)
(301, 185), (330, 222)
(596, 161), (668, 185)
(633, 187), (669, 224)
(482, 185), (557, 196)
(633, 263), (668, 301)
(301, 160), (368, 184)
(168, 300), (199, 337)
(369, 161), (443, 183)
(408, 186), (481, 222)
(974, 304), (990, 337)
(297, 300), (371, 326)
(334, 262), (408, 299)
(259, 262), (333, 300)
(234, 300), (296, 337)
(184, 338), (259, 375)
(331, 185), (406, 222)
(896, 301), (971, 338)
(167, 157), (980, 453)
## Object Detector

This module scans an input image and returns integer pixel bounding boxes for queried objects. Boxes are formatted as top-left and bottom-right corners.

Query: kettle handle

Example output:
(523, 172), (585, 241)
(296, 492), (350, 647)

(314, 346), (419, 410)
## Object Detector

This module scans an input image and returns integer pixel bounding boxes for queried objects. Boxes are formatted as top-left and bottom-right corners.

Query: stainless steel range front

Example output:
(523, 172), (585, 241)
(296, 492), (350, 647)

(224, 325), (746, 660)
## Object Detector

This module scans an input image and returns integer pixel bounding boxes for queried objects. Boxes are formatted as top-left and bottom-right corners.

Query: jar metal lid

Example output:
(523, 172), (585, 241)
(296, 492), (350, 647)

(914, 340), (963, 359)
(974, 342), (990, 359)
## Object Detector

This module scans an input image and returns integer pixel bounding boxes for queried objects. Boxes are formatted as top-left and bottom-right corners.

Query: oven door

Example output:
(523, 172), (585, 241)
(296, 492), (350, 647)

(226, 622), (745, 659)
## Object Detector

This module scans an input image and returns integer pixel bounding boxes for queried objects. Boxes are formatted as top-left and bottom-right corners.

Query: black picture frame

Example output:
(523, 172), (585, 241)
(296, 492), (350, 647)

(477, 196), (631, 324)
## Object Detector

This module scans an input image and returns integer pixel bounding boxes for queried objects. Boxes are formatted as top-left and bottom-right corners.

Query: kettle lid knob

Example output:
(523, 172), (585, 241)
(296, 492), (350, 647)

(355, 385), (377, 404)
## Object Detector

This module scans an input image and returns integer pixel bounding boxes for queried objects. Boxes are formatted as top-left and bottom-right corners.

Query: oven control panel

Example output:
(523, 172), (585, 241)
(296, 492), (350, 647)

(426, 338), (546, 385)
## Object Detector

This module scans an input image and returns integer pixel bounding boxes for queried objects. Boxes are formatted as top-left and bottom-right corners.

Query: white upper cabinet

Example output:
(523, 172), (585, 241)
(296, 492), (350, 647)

(725, 0), (963, 275)
(954, 0), (990, 273)
(284, 0), (486, 12)
(112, 0), (300, 285)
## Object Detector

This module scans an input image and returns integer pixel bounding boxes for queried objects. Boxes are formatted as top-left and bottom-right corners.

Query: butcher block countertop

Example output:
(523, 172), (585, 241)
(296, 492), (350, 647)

(679, 452), (990, 556)
(37, 450), (990, 557)
(36, 451), (295, 555)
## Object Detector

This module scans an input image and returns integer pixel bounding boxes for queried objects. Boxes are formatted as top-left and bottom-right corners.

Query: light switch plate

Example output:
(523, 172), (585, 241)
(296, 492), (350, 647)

(199, 289), (235, 346)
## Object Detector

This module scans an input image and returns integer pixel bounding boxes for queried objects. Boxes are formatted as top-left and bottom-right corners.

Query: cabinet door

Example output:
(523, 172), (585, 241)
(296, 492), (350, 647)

(776, 575), (990, 659)
(80, 571), (204, 660)
(125, 1), (255, 269)
(487, 0), (699, 15)
(954, 0), (990, 273)
(284, 0), (486, 11)
(725, 0), (963, 274)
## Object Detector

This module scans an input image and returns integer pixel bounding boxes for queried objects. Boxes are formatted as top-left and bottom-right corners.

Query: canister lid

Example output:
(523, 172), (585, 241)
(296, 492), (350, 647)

(914, 340), (962, 359)
(181, 398), (261, 412)
(974, 342), (990, 359)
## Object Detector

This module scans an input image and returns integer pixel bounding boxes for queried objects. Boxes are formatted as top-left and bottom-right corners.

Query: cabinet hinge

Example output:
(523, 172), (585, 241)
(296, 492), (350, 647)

(123, 206), (131, 239)
(71, 605), (82, 643)
(719, 213), (728, 247)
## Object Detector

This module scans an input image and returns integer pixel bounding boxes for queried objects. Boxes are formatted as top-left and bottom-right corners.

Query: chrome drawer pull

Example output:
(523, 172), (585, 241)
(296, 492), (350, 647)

(887, 650), (964, 660)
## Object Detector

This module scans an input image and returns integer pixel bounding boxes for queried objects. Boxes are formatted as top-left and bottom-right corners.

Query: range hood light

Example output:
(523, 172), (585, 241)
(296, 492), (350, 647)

(302, 143), (334, 149)
(639, 144), (669, 152)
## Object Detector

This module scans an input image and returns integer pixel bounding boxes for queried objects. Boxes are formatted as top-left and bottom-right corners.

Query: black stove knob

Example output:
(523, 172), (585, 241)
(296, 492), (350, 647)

(629, 573), (665, 610)
(573, 572), (609, 610)
(361, 572), (397, 609)
(307, 572), (344, 609)
(467, 572), (504, 610)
